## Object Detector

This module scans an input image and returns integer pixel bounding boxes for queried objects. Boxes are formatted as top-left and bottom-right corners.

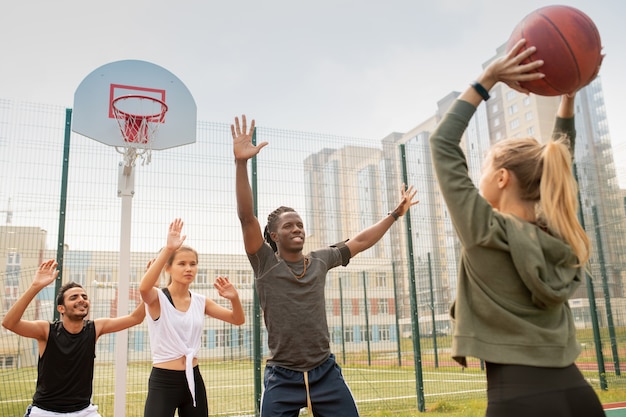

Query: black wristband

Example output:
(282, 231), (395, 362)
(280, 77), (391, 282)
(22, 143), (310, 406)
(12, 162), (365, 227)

(471, 81), (490, 101)
(388, 211), (400, 221)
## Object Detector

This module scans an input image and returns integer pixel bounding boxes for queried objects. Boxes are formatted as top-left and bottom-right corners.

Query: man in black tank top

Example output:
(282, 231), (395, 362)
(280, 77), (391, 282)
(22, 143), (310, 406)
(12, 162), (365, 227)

(1, 259), (146, 416)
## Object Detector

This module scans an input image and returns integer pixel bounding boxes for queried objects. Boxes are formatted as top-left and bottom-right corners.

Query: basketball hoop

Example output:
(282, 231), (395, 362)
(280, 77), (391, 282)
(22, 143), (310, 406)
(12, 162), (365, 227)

(111, 94), (168, 166)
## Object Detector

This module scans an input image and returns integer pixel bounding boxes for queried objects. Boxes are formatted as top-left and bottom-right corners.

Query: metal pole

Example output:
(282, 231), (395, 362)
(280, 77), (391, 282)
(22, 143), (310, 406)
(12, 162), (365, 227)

(251, 127), (262, 417)
(339, 276), (346, 364)
(574, 164), (607, 389)
(113, 162), (134, 417)
(54, 109), (72, 320)
(400, 144), (425, 412)
(392, 261), (402, 366)
(427, 253), (438, 368)
(362, 271), (371, 366)
(592, 206), (621, 376)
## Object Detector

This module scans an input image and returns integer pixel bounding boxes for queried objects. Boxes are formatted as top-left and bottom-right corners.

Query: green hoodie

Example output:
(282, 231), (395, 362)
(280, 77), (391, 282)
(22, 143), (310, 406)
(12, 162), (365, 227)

(430, 99), (582, 368)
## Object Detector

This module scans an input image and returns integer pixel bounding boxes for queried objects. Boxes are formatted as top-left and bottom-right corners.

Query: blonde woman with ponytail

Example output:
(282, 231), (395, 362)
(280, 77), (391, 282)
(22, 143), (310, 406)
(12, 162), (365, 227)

(430, 38), (603, 417)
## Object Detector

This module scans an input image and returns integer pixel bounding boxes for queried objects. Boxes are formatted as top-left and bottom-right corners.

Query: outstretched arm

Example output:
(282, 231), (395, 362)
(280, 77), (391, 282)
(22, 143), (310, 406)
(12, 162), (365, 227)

(232, 115), (268, 255)
(139, 219), (186, 308)
(95, 302), (146, 339)
(557, 93), (576, 118)
(345, 184), (419, 257)
(206, 276), (245, 325)
(1, 259), (58, 341)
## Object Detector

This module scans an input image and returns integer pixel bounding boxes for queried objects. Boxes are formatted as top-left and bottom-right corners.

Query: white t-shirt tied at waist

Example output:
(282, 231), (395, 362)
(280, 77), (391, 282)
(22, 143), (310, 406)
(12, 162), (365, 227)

(146, 289), (206, 406)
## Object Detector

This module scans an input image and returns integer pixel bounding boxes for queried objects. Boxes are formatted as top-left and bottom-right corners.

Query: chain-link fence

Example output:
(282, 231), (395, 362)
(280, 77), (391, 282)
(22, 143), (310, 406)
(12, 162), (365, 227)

(0, 93), (624, 416)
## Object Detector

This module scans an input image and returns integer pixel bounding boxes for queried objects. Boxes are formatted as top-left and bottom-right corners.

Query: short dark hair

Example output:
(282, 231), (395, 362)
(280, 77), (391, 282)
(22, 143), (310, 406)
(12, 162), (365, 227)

(56, 282), (84, 306)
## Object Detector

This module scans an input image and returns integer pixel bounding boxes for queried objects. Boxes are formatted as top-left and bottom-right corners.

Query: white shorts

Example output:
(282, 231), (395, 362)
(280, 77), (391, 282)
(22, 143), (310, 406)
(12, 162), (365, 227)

(26, 404), (101, 417)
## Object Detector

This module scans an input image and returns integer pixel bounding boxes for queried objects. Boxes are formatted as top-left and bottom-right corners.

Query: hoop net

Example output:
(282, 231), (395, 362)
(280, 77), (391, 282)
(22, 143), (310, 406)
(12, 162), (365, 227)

(111, 95), (168, 166)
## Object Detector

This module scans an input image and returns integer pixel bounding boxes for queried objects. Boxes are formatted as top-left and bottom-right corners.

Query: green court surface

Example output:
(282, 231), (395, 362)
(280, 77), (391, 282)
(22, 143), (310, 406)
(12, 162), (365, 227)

(605, 403), (626, 417)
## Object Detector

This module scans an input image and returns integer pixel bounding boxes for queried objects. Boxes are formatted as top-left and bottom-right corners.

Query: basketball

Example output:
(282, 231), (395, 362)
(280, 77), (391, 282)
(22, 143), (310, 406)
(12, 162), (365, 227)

(505, 5), (603, 96)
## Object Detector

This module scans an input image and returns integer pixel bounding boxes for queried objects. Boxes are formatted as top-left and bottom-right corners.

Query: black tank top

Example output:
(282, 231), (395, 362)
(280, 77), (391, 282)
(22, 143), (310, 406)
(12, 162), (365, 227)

(32, 320), (96, 412)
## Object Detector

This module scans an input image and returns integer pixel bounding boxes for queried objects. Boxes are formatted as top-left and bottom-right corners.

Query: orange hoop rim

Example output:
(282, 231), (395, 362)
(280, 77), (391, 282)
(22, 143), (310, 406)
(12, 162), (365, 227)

(111, 94), (168, 121)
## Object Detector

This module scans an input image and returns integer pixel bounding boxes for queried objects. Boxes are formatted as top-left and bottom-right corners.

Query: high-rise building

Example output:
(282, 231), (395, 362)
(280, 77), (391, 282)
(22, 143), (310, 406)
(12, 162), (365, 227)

(305, 44), (626, 323)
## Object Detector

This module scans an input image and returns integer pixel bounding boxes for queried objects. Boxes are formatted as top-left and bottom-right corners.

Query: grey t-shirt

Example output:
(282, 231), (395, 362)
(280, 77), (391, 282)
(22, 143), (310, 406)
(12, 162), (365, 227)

(248, 243), (348, 371)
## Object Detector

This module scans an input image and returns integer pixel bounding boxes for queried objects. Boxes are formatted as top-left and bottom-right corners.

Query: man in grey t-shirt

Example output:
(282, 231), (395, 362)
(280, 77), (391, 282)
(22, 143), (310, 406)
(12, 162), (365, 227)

(232, 114), (418, 417)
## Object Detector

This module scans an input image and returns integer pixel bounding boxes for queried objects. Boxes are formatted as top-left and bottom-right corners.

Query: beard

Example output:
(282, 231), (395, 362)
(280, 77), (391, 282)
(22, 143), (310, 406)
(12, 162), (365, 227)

(65, 305), (89, 320)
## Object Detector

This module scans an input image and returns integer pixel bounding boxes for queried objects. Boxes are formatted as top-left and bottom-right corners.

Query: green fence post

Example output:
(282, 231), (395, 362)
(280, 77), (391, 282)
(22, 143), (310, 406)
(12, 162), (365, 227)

(54, 108), (72, 321)
(252, 127), (262, 416)
(362, 271), (371, 366)
(400, 144), (425, 412)
(592, 206), (621, 376)
(574, 164), (607, 390)
(340, 276), (346, 364)
(427, 253), (438, 368)
(392, 261), (402, 366)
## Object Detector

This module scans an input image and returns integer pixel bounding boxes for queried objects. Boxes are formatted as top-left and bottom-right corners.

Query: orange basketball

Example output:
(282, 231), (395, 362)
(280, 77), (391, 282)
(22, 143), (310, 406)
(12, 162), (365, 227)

(505, 5), (603, 96)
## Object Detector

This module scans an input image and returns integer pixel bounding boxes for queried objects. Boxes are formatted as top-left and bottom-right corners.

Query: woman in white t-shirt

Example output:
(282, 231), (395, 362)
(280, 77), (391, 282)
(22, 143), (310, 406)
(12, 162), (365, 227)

(139, 218), (245, 417)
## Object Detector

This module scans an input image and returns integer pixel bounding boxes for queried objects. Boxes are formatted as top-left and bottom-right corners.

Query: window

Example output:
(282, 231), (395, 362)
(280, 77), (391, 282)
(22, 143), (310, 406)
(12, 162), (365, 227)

(235, 270), (252, 287)
(364, 326), (373, 341)
(326, 301), (334, 316)
(356, 300), (365, 315)
(339, 273), (351, 288)
(215, 270), (230, 281)
(506, 90), (517, 101)
(378, 325), (391, 341)
(196, 268), (209, 285)
(378, 299), (389, 315)
(69, 270), (87, 286)
(5, 252), (20, 310)
(0, 356), (16, 369)
(95, 268), (112, 283)
(202, 329), (210, 347)
(508, 104), (518, 115)
(491, 103), (498, 113)
(493, 117), (500, 127)
(523, 96), (531, 106)
(215, 329), (231, 348)
(527, 126), (535, 136)
(375, 272), (386, 288)
(510, 119), (520, 129)
(525, 111), (533, 121)
(128, 330), (143, 352)
(344, 327), (354, 343)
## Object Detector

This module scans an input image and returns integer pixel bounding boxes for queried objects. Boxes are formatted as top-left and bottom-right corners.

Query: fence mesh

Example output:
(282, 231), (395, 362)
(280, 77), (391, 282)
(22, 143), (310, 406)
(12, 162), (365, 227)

(0, 96), (624, 416)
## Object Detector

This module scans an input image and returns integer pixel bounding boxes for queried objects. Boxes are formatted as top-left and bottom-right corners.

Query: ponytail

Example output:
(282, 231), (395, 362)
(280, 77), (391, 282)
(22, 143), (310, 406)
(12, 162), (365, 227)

(490, 136), (590, 266)
(540, 138), (590, 264)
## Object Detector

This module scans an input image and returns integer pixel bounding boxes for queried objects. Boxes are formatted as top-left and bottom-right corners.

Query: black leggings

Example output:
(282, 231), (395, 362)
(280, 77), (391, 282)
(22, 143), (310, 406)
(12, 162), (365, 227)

(144, 366), (208, 417)
(485, 362), (604, 417)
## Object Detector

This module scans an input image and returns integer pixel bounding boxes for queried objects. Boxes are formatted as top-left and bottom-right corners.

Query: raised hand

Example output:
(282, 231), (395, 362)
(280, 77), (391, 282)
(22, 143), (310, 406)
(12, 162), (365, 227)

(166, 218), (187, 251)
(232, 114), (268, 162)
(214, 276), (239, 301)
(482, 38), (546, 94)
(393, 184), (419, 216)
(32, 259), (59, 289)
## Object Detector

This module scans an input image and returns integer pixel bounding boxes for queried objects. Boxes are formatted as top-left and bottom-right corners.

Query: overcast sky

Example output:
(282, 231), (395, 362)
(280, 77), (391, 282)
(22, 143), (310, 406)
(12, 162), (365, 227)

(1, 1), (624, 155)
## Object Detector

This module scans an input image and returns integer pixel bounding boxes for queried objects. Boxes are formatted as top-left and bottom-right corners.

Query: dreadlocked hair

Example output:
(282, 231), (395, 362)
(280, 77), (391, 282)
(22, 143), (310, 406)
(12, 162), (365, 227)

(490, 135), (590, 265)
(264, 206), (296, 253)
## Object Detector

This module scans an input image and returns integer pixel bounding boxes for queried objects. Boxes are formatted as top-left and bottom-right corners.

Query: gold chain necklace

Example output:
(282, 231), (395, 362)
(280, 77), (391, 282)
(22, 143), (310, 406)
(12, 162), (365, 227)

(284, 256), (309, 279)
